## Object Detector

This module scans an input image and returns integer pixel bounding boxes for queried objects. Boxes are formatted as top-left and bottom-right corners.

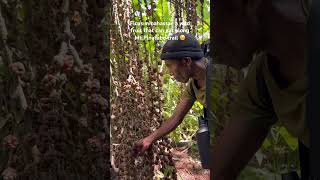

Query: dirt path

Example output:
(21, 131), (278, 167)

(171, 148), (210, 180)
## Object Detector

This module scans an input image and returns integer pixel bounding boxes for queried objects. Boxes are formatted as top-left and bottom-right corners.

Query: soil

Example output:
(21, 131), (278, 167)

(171, 148), (210, 180)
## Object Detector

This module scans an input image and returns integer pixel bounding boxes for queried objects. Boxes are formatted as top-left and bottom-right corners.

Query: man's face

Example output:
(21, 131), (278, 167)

(164, 59), (192, 83)
(213, 0), (262, 69)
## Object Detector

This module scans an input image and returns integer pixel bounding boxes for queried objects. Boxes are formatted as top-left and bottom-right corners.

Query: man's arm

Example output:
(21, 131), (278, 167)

(210, 119), (270, 180)
(133, 96), (195, 154)
(147, 96), (195, 143)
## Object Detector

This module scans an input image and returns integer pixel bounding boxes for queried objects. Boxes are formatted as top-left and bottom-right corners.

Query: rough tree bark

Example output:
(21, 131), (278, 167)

(0, 0), (109, 179)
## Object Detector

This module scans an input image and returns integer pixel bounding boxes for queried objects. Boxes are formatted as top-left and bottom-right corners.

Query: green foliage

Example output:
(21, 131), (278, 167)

(162, 74), (203, 142)
(278, 127), (298, 151)
(163, 165), (175, 177)
(196, 0), (210, 38)
(151, 0), (210, 143)
(129, 0), (299, 179)
(256, 126), (300, 176)
(239, 167), (281, 180)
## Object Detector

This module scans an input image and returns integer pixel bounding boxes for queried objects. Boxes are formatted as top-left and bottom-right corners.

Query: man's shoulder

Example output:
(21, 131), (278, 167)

(182, 78), (197, 101)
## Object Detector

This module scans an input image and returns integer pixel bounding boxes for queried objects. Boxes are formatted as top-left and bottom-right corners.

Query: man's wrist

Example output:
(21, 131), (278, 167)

(146, 135), (156, 144)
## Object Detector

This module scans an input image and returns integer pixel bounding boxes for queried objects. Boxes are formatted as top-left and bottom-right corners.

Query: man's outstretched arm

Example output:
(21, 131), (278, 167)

(210, 119), (270, 180)
(133, 96), (195, 154)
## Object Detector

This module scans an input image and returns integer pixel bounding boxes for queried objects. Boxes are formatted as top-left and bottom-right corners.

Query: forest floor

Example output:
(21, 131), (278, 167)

(171, 147), (210, 180)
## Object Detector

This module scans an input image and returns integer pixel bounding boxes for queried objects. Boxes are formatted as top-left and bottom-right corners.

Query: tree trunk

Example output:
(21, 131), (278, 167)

(0, 0), (109, 179)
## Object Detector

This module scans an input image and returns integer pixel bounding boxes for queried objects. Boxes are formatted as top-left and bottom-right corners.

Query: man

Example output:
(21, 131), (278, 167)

(210, 0), (311, 179)
(133, 33), (216, 155)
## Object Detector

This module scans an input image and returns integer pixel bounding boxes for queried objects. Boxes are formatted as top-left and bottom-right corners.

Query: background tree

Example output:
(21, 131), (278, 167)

(0, 0), (109, 179)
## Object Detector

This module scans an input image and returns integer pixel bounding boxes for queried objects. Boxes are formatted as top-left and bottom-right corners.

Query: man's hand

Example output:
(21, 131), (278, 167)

(133, 137), (153, 155)
(132, 97), (194, 156)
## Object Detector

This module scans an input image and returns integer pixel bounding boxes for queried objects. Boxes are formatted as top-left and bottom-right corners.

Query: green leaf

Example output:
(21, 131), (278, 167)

(279, 127), (298, 151)
(156, 0), (170, 22)
(162, 165), (174, 177)
(132, 0), (139, 9)
(262, 138), (272, 149)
